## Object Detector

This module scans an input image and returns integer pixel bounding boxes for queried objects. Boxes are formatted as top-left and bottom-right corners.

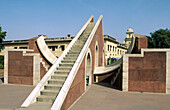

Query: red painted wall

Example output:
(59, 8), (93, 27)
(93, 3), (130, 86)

(0, 69), (4, 77)
(128, 52), (166, 93)
(61, 57), (86, 110)
(132, 35), (148, 53)
(28, 36), (49, 79)
(8, 51), (33, 85)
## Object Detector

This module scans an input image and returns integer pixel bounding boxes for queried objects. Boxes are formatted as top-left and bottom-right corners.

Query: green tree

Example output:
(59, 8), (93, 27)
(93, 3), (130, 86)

(148, 28), (170, 48)
(0, 25), (6, 51)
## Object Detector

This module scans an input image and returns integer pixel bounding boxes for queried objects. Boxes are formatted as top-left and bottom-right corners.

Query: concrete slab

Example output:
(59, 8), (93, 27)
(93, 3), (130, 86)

(70, 83), (170, 110)
(0, 84), (34, 110)
(17, 102), (51, 110)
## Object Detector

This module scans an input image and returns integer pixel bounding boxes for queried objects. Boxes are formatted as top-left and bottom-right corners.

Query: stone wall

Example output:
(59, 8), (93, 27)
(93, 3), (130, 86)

(123, 49), (170, 93)
(28, 36), (51, 67)
(4, 35), (50, 85)
(0, 69), (4, 77)
(28, 36), (49, 81)
(132, 34), (148, 53)
(98, 72), (116, 82)
(128, 52), (166, 93)
(61, 57), (86, 109)
(8, 51), (34, 85)
(61, 18), (104, 110)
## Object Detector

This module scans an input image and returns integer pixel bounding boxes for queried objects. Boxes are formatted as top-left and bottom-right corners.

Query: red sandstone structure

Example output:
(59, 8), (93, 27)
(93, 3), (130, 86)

(2, 15), (170, 110)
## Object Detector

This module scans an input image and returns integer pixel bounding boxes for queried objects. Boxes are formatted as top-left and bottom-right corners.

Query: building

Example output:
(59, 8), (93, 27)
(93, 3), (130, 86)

(123, 27), (134, 48)
(104, 35), (127, 64)
(0, 34), (74, 57)
(1, 32), (129, 65)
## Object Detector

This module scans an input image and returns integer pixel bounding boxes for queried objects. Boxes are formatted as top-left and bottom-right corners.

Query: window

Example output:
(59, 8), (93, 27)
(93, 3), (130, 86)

(113, 46), (114, 52)
(108, 45), (109, 51)
(60, 45), (65, 51)
(14, 47), (17, 49)
(19, 47), (27, 49)
(52, 47), (55, 51)
(110, 45), (112, 51)
(48, 46), (58, 51)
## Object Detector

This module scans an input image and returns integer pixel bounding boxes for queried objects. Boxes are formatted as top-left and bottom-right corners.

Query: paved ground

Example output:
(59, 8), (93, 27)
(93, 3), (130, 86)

(0, 84), (34, 110)
(70, 83), (170, 110)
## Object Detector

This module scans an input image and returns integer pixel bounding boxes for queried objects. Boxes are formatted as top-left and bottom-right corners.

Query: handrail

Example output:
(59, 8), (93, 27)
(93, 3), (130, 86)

(94, 35), (135, 74)
(37, 36), (56, 64)
(21, 15), (94, 107)
(51, 15), (103, 110)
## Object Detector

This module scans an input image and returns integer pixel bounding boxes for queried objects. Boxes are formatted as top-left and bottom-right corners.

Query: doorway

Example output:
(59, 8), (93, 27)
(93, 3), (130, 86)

(85, 52), (92, 90)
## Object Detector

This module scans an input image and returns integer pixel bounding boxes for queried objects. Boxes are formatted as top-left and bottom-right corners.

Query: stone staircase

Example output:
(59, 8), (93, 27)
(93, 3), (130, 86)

(40, 58), (49, 71)
(36, 22), (96, 106)
(111, 66), (122, 86)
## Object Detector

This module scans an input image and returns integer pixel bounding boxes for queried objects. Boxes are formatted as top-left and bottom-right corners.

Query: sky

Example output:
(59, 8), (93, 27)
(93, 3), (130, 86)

(0, 0), (170, 43)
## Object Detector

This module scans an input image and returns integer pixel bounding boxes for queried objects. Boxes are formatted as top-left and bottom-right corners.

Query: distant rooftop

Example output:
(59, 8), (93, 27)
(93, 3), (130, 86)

(3, 35), (74, 44)
(104, 35), (119, 44)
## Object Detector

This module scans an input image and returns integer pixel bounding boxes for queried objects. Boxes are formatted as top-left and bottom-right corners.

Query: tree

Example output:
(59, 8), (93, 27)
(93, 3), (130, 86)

(148, 28), (170, 48)
(0, 25), (7, 51)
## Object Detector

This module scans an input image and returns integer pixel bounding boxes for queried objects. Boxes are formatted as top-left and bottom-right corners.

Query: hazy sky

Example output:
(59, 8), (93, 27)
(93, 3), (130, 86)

(0, 0), (170, 43)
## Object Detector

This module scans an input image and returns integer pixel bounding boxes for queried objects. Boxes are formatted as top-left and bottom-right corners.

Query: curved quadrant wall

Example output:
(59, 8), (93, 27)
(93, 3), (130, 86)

(36, 36), (57, 64)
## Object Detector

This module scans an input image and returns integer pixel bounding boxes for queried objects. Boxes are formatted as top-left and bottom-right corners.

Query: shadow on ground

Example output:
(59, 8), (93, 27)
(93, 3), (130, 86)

(94, 82), (121, 91)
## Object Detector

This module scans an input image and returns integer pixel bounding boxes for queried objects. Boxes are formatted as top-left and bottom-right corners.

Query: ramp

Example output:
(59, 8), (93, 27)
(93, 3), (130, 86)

(94, 35), (135, 87)
(94, 35), (135, 75)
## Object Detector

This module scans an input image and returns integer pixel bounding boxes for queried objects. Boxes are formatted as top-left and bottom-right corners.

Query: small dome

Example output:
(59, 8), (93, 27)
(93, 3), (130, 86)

(126, 27), (133, 33)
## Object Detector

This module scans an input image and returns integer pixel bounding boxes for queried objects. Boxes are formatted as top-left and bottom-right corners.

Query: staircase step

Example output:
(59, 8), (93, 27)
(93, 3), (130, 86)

(51, 74), (67, 80)
(69, 48), (82, 52)
(67, 51), (80, 54)
(63, 57), (77, 61)
(37, 95), (56, 103)
(62, 60), (75, 63)
(66, 54), (79, 57)
(48, 79), (65, 85)
(44, 84), (62, 90)
(59, 63), (74, 66)
(54, 70), (70, 75)
(41, 90), (59, 96)
(75, 40), (84, 44)
(57, 66), (72, 71)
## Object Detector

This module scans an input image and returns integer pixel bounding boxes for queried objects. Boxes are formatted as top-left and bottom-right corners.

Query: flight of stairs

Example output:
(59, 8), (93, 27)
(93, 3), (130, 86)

(36, 22), (96, 106)
(111, 66), (122, 86)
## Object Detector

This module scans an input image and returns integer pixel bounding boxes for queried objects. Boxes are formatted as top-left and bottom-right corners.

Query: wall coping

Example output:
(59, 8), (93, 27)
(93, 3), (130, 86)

(126, 49), (170, 57)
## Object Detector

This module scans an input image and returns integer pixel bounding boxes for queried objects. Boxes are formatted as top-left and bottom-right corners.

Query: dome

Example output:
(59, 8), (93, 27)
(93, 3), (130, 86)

(126, 27), (133, 33)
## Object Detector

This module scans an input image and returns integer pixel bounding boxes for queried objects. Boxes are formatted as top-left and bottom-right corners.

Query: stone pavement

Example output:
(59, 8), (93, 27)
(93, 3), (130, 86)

(70, 83), (170, 110)
(0, 84), (34, 110)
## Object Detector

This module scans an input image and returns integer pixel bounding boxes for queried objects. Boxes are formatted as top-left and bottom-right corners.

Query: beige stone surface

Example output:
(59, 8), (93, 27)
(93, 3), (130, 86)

(70, 83), (170, 110)
(0, 84), (34, 110)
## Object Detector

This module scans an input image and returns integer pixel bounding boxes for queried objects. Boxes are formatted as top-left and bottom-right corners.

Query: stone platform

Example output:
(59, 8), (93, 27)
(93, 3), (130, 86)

(70, 83), (170, 110)
(0, 84), (34, 110)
